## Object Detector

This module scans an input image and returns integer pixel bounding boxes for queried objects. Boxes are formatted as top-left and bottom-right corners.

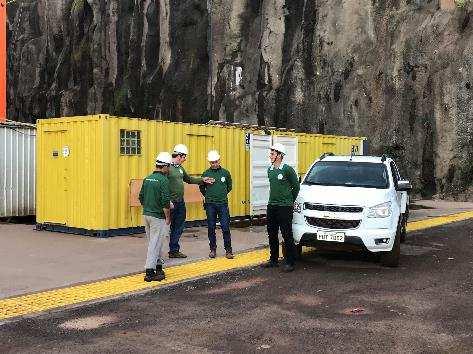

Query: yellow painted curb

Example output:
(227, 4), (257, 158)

(0, 248), (269, 321)
(1, 211), (473, 321)
(406, 211), (473, 232)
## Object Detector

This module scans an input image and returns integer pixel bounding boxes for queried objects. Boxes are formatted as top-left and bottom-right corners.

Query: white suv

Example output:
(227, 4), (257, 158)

(292, 154), (411, 267)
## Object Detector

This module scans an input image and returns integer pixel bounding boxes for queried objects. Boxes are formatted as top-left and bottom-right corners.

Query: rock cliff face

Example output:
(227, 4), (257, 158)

(6, 0), (473, 198)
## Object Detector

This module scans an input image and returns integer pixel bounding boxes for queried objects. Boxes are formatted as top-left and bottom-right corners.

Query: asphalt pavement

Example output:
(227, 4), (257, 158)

(1, 199), (472, 299)
(1, 218), (472, 353)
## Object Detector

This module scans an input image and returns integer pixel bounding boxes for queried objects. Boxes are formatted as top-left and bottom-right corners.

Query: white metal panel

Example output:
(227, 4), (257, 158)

(0, 122), (36, 217)
(272, 135), (298, 174)
(249, 134), (271, 216)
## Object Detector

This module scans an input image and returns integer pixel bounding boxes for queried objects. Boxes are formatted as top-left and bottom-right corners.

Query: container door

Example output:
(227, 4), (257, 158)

(272, 135), (298, 175)
(43, 130), (69, 224)
(249, 134), (271, 216)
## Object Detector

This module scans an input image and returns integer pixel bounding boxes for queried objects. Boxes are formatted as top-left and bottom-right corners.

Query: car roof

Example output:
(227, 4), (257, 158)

(320, 155), (391, 164)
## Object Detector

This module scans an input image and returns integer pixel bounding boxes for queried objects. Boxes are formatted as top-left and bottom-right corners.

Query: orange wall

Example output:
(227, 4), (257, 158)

(0, 1), (5, 122)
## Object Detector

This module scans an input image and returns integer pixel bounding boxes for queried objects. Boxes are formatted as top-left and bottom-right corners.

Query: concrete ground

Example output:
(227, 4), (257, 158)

(0, 199), (472, 299)
(1, 216), (473, 353)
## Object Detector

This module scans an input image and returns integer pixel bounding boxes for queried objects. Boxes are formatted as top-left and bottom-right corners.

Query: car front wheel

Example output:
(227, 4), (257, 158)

(295, 244), (302, 260)
(379, 218), (401, 267)
(282, 242), (303, 260)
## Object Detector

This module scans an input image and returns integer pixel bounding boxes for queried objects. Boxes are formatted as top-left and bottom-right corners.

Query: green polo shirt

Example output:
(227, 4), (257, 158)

(200, 167), (232, 203)
(168, 164), (203, 201)
(139, 171), (171, 219)
(267, 163), (300, 206)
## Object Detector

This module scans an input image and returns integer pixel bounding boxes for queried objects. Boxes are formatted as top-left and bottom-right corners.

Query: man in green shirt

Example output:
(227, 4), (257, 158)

(199, 150), (234, 259)
(139, 152), (172, 282)
(168, 144), (214, 258)
(261, 143), (300, 272)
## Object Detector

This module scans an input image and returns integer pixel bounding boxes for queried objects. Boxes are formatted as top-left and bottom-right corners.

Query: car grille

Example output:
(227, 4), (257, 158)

(305, 217), (360, 229)
(304, 203), (363, 213)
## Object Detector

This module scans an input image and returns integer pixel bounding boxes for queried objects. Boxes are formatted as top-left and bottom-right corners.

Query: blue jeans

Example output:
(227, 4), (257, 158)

(205, 203), (232, 252)
(169, 200), (186, 253)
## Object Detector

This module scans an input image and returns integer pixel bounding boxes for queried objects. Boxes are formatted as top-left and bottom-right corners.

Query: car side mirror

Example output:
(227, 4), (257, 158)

(397, 180), (412, 191)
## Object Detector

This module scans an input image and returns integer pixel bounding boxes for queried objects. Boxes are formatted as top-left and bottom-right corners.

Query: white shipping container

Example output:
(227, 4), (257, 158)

(0, 121), (36, 217)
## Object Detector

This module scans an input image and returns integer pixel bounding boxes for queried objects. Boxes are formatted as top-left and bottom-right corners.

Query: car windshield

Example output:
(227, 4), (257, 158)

(303, 161), (389, 189)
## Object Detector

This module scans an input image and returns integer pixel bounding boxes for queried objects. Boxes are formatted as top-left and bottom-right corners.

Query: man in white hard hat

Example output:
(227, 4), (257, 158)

(261, 142), (300, 272)
(199, 150), (234, 259)
(139, 152), (172, 282)
(168, 144), (214, 258)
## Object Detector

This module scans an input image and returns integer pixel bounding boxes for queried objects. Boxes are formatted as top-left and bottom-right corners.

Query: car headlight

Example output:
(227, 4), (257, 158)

(294, 201), (303, 213)
(367, 201), (392, 218)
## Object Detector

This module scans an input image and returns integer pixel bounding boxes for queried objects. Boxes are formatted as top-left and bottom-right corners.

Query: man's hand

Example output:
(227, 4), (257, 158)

(165, 218), (171, 225)
(203, 177), (215, 184)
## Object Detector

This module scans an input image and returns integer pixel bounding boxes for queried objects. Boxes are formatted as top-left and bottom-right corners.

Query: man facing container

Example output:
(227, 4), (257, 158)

(139, 152), (172, 282)
(200, 150), (234, 259)
(168, 144), (214, 258)
(261, 143), (300, 272)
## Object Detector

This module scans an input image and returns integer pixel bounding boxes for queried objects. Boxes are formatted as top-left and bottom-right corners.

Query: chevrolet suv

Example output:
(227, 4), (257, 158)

(292, 154), (411, 267)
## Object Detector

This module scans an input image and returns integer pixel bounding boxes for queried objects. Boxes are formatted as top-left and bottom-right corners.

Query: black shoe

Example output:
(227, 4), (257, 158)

(144, 269), (157, 282)
(169, 251), (187, 259)
(260, 260), (279, 268)
(155, 265), (165, 281)
(282, 263), (295, 272)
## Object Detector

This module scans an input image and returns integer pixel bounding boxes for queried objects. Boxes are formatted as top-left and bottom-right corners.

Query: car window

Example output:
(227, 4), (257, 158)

(304, 161), (390, 189)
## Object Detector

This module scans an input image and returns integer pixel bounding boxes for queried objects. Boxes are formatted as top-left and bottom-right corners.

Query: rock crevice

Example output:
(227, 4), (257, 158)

(6, 0), (473, 198)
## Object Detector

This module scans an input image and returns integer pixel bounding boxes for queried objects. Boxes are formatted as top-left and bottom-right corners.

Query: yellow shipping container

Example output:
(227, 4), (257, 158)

(36, 115), (365, 237)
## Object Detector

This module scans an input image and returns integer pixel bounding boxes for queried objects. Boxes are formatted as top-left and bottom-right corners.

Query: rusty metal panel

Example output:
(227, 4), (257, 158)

(0, 122), (36, 217)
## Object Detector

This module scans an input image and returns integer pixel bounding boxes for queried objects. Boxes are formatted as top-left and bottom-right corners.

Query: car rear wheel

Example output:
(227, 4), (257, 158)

(379, 219), (401, 267)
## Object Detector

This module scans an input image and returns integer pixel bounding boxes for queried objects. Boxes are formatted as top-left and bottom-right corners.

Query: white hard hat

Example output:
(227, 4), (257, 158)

(207, 150), (221, 162)
(270, 143), (286, 155)
(173, 144), (188, 155)
(156, 152), (172, 165)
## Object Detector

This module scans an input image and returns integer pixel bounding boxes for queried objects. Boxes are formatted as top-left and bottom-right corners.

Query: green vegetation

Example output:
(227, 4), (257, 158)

(455, 0), (470, 8)
(71, 0), (85, 16)
(72, 40), (89, 64)
(114, 84), (129, 113)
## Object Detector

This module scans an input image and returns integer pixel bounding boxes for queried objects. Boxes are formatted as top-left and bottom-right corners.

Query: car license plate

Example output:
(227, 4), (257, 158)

(317, 231), (345, 242)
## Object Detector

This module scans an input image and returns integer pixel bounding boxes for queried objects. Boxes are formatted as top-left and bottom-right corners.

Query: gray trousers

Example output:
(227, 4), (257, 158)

(144, 215), (170, 269)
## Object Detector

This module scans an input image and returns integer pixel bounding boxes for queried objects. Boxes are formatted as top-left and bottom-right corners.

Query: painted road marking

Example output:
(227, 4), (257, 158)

(406, 211), (473, 232)
(0, 249), (268, 321)
(1, 211), (473, 322)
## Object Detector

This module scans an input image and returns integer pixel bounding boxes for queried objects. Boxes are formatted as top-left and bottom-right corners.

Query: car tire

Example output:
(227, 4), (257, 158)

(295, 244), (303, 260)
(282, 242), (303, 260)
(400, 214), (407, 243)
(380, 218), (401, 267)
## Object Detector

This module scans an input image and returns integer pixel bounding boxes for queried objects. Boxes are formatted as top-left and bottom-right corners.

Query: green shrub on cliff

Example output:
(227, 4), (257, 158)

(455, 0), (470, 8)
(71, 0), (85, 16)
